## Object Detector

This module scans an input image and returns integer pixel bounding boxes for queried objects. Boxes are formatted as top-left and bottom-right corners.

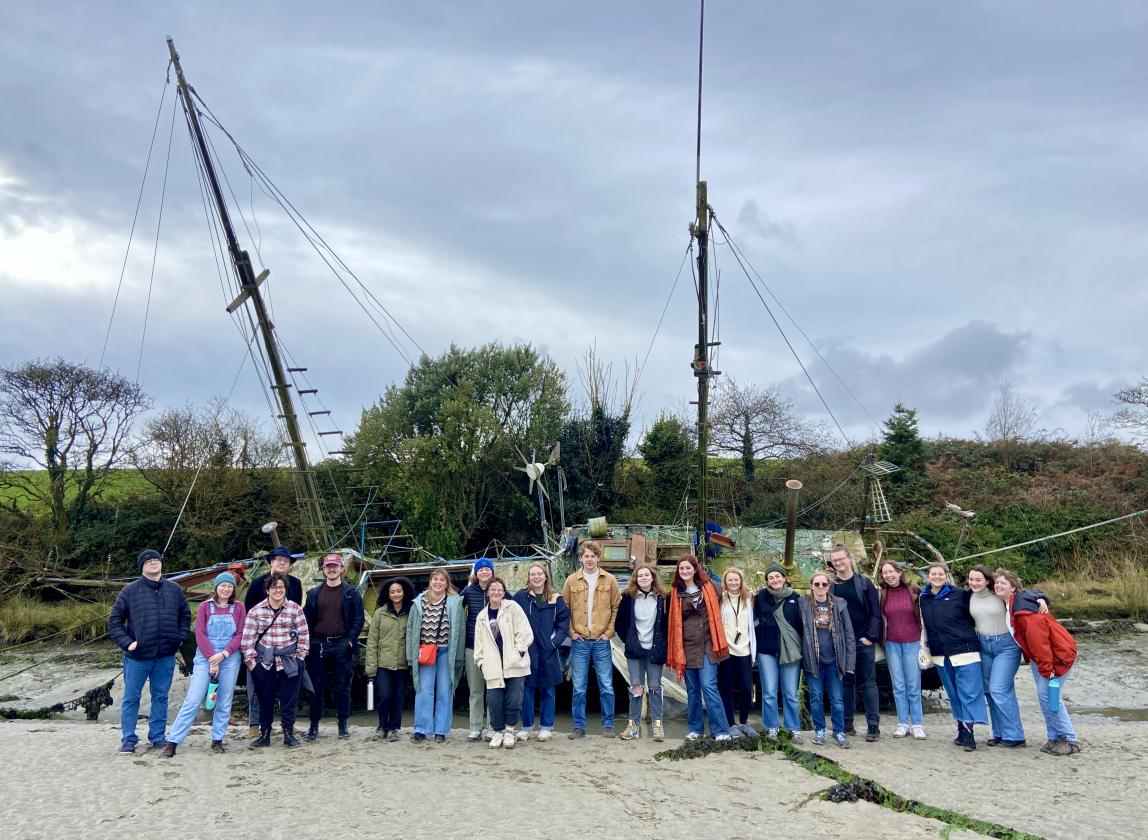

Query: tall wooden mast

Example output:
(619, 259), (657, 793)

(166, 37), (334, 551)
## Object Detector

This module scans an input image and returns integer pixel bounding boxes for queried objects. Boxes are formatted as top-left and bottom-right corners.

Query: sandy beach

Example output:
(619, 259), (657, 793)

(1, 634), (1145, 840)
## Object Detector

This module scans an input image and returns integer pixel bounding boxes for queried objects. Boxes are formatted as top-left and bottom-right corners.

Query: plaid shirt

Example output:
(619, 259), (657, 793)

(241, 600), (310, 671)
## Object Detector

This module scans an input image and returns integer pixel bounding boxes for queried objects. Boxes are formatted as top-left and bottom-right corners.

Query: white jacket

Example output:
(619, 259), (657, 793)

(473, 599), (534, 689)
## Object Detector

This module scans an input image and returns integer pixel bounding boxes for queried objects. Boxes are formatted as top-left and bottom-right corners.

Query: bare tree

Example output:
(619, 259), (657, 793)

(576, 342), (636, 421)
(1112, 379), (1148, 444)
(0, 358), (150, 546)
(709, 379), (832, 483)
(984, 380), (1039, 469)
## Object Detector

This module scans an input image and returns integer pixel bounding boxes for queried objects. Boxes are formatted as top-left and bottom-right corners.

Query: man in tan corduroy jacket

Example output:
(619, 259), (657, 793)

(561, 540), (621, 739)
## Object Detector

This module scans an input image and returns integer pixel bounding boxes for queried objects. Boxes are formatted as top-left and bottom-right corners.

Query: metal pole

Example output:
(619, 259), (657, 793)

(166, 37), (332, 551)
(783, 479), (803, 573)
(694, 181), (710, 555)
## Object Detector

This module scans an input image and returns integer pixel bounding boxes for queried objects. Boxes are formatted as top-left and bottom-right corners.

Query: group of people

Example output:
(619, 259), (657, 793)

(107, 540), (1081, 758)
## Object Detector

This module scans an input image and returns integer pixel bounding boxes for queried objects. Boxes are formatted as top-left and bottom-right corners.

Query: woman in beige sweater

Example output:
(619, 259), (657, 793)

(474, 578), (534, 748)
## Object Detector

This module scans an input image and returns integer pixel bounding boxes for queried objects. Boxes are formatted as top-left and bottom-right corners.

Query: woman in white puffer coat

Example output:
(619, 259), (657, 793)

(474, 577), (534, 748)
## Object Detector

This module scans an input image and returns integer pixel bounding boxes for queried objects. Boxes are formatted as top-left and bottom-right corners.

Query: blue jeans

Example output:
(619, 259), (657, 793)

(626, 654), (665, 722)
(757, 654), (801, 730)
(683, 653), (729, 737)
(570, 638), (615, 729)
(935, 657), (989, 725)
(120, 654), (176, 747)
(521, 683), (556, 731)
(414, 646), (454, 736)
(884, 641), (924, 726)
(979, 632), (1025, 741)
(806, 662), (845, 735)
(1031, 663), (1077, 742)
(168, 651), (241, 743)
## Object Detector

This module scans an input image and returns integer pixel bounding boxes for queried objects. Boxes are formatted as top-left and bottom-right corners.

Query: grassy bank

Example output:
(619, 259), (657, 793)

(0, 597), (115, 644)
(1036, 556), (1148, 621)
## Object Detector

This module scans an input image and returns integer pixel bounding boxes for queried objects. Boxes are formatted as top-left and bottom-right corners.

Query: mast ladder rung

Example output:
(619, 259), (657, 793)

(298, 388), (318, 395)
(287, 367), (308, 372)
(318, 430), (343, 436)
(308, 410), (331, 416)
(329, 449), (354, 456)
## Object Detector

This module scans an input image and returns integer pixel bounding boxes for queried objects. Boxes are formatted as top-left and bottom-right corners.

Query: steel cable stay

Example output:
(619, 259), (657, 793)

(98, 65), (171, 371)
(135, 92), (179, 384)
(710, 212), (883, 435)
(633, 242), (693, 393)
(191, 95), (423, 365)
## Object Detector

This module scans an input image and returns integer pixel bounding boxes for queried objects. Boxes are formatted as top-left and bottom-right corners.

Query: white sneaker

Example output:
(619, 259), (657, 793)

(766, 727), (779, 738)
(893, 723), (911, 738)
(468, 730), (483, 742)
(911, 725), (927, 740)
(517, 730), (530, 742)
(715, 733), (732, 742)
(537, 729), (552, 742)
(685, 731), (702, 741)
(789, 730), (803, 744)
(503, 731), (516, 748)
(488, 732), (504, 748)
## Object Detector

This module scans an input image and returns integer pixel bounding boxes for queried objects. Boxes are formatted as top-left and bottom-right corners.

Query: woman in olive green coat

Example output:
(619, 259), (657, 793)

(366, 577), (415, 740)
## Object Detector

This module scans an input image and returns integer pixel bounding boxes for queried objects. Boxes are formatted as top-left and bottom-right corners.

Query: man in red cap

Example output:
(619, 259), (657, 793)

(303, 552), (365, 740)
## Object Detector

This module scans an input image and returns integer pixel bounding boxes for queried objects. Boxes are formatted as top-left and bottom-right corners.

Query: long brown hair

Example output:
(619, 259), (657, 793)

(670, 554), (709, 592)
(623, 564), (666, 598)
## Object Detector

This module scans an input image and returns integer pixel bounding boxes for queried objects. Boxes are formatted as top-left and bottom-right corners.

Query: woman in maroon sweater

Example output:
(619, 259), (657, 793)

(877, 561), (925, 740)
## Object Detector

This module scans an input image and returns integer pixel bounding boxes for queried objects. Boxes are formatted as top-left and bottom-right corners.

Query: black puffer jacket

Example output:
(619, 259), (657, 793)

(108, 576), (191, 661)
(614, 591), (668, 664)
(461, 582), (489, 649)
(919, 584), (978, 657)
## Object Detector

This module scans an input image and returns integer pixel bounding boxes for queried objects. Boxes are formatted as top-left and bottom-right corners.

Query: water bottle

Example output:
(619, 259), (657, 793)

(366, 680), (374, 711)
(1047, 676), (1061, 713)
(205, 682), (219, 710)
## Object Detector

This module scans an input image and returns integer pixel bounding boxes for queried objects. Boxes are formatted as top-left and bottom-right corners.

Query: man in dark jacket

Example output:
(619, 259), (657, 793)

(830, 545), (883, 741)
(243, 545), (304, 737)
(107, 548), (191, 753)
(303, 553), (365, 740)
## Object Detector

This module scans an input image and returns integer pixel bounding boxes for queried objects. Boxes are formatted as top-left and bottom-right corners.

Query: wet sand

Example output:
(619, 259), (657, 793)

(1, 636), (1145, 839)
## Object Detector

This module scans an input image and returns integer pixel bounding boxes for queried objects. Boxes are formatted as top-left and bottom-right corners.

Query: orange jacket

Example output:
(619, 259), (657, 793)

(1010, 596), (1077, 679)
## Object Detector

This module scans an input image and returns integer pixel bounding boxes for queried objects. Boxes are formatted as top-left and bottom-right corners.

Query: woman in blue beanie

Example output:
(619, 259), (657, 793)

(164, 571), (247, 755)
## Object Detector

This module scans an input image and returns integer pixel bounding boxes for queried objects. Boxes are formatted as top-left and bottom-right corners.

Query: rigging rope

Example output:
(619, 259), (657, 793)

(98, 66), (170, 370)
(135, 93), (178, 383)
(633, 243), (692, 392)
(949, 508), (1148, 564)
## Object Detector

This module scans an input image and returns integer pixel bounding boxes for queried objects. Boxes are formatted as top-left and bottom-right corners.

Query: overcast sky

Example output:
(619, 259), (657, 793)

(3, 0), (1147, 458)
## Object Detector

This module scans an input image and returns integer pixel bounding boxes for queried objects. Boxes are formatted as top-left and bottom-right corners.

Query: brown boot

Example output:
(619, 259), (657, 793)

(247, 725), (260, 739)
(162, 742), (177, 758)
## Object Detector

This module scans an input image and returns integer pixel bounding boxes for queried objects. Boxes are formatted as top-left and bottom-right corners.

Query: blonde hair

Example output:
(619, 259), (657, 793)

(721, 567), (751, 607)
(525, 561), (557, 601)
(427, 568), (458, 595)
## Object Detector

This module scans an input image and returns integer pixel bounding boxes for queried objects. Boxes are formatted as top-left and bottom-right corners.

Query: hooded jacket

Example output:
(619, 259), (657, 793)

(1009, 591), (1077, 678)
(405, 592), (465, 692)
(919, 584), (979, 657)
(108, 576), (191, 661)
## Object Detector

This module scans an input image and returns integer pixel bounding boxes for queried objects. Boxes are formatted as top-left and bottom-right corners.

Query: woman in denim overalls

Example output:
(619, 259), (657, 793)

(164, 572), (247, 755)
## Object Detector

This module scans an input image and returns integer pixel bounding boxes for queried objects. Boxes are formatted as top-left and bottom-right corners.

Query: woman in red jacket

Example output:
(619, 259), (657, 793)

(993, 568), (1081, 756)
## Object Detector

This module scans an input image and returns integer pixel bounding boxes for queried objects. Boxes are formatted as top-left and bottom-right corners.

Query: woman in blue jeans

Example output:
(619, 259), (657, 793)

(164, 572), (246, 756)
(666, 555), (731, 742)
(405, 569), (464, 743)
(877, 560), (926, 740)
(798, 570), (856, 748)
(512, 562), (570, 742)
(752, 562), (804, 741)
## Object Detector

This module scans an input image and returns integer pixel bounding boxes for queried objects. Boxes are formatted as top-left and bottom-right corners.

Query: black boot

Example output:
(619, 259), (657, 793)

(960, 723), (977, 751)
(284, 728), (301, 748)
(954, 723), (963, 745)
(305, 721), (319, 741)
(249, 728), (272, 749)
(338, 720), (350, 740)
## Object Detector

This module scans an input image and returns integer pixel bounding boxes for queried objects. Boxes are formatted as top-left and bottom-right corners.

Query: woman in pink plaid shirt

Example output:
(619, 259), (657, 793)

(242, 572), (310, 749)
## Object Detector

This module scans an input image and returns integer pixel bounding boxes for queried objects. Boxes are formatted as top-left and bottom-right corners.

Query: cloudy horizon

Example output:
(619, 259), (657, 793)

(3, 1), (1146, 458)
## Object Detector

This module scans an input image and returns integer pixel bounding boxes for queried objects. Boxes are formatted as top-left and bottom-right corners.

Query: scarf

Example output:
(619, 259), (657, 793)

(666, 578), (728, 679)
(769, 586), (802, 665)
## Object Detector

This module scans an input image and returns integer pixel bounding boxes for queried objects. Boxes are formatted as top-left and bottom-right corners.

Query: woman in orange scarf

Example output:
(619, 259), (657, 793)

(666, 554), (732, 741)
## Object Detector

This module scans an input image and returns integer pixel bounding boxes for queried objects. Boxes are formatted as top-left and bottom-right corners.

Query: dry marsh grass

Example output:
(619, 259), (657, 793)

(0, 597), (113, 644)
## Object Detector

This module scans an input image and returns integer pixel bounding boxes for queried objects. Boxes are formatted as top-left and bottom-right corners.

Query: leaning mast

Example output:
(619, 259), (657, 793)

(166, 37), (334, 551)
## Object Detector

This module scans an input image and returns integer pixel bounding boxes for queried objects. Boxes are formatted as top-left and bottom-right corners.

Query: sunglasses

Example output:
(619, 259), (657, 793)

(811, 581), (830, 588)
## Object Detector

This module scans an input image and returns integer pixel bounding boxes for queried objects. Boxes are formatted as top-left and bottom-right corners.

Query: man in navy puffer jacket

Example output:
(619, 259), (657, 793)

(108, 549), (191, 753)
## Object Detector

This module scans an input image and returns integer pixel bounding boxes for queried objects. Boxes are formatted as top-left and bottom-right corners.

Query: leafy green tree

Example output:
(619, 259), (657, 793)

(637, 414), (696, 519)
(350, 343), (569, 556)
(879, 402), (931, 513)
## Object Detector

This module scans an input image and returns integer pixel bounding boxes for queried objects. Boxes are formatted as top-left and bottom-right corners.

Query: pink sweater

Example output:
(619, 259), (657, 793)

(882, 585), (921, 644)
